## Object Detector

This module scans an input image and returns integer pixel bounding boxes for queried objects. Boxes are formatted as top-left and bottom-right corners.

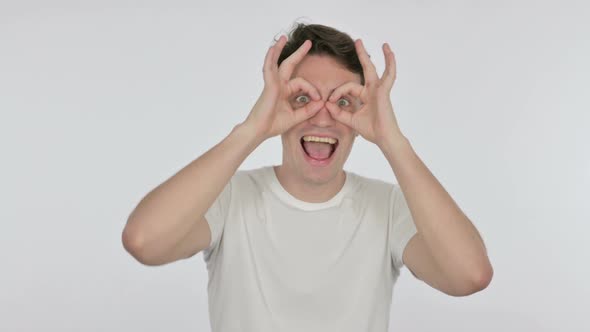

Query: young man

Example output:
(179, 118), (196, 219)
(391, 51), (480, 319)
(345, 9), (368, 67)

(122, 23), (493, 332)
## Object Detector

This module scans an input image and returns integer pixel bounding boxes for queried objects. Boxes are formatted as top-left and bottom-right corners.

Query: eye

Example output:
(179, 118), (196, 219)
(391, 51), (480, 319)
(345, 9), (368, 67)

(295, 95), (310, 103)
(337, 98), (351, 107)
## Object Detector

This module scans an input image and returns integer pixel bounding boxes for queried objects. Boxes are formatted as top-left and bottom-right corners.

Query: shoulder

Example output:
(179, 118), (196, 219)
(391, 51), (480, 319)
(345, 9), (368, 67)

(344, 171), (396, 212)
(347, 170), (394, 197)
(226, 166), (274, 200)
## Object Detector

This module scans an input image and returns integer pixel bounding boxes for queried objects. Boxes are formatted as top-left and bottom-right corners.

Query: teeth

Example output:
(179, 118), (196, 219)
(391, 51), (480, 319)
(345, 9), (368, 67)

(302, 136), (338, 144)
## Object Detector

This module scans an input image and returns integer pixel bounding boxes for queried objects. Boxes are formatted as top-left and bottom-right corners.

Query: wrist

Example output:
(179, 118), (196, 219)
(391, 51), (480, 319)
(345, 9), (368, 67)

(378, 130), (410, 154)
(234, 120), (268, 146)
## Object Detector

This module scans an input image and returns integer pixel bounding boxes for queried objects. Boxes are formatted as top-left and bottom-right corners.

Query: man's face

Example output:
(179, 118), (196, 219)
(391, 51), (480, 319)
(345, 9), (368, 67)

(280, 54), (362, 185)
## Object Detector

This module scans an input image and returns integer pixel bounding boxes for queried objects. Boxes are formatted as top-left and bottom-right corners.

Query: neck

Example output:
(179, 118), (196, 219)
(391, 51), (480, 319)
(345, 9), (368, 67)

(273, 165), (346, 203)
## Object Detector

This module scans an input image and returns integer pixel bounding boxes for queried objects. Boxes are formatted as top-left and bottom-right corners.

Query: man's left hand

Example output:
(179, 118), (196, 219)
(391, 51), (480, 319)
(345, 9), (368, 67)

(325, 39), (404, 148)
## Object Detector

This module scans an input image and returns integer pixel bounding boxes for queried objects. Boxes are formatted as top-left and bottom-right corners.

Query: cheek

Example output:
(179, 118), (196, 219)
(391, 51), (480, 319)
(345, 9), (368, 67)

(343, 137), (356, 150)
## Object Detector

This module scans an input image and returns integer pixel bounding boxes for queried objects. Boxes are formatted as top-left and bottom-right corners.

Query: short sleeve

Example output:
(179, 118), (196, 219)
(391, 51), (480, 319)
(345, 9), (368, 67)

(203, 177), (233, 254)
(388, 184), (418, 271)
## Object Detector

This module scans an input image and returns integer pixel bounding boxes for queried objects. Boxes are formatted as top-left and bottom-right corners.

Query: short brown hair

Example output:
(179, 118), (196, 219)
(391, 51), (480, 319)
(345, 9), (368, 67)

(276, 23), (365, 85)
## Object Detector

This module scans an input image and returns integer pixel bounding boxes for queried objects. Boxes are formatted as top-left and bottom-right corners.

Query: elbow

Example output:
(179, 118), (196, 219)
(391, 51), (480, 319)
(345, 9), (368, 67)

(445, 263), (494, 297)
(474, 262), (494, 292)
(480, 262), (494, 287)
(122, 224), (144, 262)
(122, 223), (160, 266)
(470, 262), (494, 293)
(452, 262), (494, 297)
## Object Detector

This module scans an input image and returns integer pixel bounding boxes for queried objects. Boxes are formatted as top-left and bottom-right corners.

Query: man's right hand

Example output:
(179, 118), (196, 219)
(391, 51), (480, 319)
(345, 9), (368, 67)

(243, 35), (324, 141)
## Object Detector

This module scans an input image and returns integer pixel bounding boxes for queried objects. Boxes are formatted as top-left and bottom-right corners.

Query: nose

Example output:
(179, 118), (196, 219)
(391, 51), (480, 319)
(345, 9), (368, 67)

(308, 101), (336, 127)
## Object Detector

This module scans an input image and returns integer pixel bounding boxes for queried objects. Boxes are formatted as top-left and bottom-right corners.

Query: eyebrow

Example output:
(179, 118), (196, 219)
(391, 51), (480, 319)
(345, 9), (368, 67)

(326, 88), (354, 98)
(297, 83), (356, 99)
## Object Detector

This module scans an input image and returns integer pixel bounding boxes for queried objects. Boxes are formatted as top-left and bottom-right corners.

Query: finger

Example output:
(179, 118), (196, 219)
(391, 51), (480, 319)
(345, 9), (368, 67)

(381, 43), (397, 90)
(287, 77), (321, 101)
(278, 39), (312, 81)
(355, 39), (379, 84)
(327, 81), (365, 104)
(325, 100), (354, 128)
(292, 100), (324, 123)
(271, 35), (288, 70)
(263, 35), (286, 84)
(262, 44), (275, 84)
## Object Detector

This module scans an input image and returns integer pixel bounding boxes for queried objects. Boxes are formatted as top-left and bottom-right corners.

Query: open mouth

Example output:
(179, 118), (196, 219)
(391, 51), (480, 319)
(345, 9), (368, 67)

(300, 136), (339, 164)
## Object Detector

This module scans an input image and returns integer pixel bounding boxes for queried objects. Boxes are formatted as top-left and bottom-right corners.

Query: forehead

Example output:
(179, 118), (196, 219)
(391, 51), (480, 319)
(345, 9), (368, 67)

(291, 54), (361, 90)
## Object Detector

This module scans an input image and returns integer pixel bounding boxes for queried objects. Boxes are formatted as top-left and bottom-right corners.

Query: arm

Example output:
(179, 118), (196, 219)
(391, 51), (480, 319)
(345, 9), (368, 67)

(324, 39), (492, 296)
(122, 35), (324, 266)
(122, 122), (263, 266)
(382, 134), (493, 296)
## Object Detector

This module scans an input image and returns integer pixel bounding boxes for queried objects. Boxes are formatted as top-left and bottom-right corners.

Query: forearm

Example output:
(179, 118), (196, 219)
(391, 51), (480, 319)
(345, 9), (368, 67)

(379, 132), (491, 283)
(123, 121), (264, 260)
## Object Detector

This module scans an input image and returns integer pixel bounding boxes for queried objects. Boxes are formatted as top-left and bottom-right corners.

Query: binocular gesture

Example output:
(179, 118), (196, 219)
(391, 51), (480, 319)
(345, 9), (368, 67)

(245, 36), (324, 140)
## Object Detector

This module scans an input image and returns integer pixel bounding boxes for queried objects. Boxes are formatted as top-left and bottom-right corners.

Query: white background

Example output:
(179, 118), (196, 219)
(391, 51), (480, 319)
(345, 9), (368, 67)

(1, 1), (589, 331)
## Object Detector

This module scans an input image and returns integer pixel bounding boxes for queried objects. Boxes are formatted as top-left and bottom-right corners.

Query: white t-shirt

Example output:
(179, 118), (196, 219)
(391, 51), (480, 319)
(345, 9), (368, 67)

(203, 165), (417, 332)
